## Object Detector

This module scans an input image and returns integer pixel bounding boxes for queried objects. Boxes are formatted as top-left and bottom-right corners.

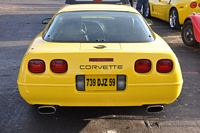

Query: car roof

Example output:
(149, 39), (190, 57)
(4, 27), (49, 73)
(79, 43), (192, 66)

(65, 0), (130, 4)
(58, 4), (138, 14)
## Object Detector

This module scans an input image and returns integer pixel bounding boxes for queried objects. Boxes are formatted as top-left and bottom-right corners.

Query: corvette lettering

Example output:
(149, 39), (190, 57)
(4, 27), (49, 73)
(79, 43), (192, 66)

(80, 65), (123, 69)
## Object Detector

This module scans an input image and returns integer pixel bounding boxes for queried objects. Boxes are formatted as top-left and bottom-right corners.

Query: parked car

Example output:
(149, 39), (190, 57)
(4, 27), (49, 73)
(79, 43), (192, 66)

(181, 13), (200, 47)
(148, 0), (200, 29)
(65, 0), (131, 5)
(17, 4), (183, 114)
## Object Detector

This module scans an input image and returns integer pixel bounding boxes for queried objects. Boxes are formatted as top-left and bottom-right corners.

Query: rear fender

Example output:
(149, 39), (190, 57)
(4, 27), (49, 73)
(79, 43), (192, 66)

(185, 13), (200, 42)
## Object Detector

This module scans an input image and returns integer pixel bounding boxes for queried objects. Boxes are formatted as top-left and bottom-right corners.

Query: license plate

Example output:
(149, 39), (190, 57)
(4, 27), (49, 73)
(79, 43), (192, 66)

(85, 75), (116, 91)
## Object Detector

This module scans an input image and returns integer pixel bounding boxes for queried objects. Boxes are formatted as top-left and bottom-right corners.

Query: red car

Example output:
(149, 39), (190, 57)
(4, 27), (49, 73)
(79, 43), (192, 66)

(181, 13), (200, 47)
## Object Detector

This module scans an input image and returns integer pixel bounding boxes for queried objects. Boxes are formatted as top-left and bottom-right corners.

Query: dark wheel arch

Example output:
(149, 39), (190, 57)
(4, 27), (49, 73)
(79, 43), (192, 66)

(169, 8), (181, 30)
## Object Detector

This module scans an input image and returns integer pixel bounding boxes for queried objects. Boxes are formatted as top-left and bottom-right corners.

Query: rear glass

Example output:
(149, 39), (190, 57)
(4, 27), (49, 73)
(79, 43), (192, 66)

(43, 12), (155, 43)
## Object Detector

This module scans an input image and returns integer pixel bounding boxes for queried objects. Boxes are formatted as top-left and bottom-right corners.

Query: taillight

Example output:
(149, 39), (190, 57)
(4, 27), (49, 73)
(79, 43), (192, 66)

(135, 59), (151, 73)
(156, 59), (173, 73)
(198, 3), (200, 7)
(50, 59), (68, 73)
(28, 59), (45, 73)
(190, 2), (197, 8)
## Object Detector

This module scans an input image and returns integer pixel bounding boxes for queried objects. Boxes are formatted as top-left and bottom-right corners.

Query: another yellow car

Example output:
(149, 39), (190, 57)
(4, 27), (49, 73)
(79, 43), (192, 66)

(148, 0), (200, 29)
(17, 4), (183, 114)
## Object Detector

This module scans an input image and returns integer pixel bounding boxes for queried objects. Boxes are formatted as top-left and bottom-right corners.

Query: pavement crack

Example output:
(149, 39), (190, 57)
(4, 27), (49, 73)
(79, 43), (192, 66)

(144, 120), (152, 129)
(153, 121), (160, 128)
(0, 74), (11, 77)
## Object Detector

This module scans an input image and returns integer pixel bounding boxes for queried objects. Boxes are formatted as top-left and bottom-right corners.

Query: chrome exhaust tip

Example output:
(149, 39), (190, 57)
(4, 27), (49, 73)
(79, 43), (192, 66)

(38, 106), (57, 114)
(146, 105), (164, 113)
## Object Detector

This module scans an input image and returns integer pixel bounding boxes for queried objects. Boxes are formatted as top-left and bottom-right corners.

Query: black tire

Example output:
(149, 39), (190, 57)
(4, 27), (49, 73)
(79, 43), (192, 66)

(169, 8), (181, 30)
(181, 20), (199, 47)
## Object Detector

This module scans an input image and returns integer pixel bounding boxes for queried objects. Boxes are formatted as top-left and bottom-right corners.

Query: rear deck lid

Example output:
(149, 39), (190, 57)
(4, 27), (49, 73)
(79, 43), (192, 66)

(80, 43), (121, 50)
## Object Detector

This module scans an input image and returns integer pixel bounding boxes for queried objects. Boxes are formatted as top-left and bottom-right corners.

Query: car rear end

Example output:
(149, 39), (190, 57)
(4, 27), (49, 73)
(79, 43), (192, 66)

(17, 4), (183, 107)
(17, 36), (183, 107)
(65, 0), (131, 5)
(177, 0), (200, 24)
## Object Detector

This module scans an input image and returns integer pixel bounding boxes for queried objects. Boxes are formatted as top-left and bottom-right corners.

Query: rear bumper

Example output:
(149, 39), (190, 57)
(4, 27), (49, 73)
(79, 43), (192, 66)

(18, 81), (183, 106)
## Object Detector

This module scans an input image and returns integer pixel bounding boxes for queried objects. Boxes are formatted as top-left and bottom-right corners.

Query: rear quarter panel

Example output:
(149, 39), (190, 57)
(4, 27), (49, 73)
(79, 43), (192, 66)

(171, 0), (200, 24)
(149, 0), (200, 24)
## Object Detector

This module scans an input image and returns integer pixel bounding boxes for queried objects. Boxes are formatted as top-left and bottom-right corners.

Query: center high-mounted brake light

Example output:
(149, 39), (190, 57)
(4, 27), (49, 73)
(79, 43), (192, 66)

(94, 0), (102, 2)
(28, 59), (45, 73)
(89, 58), (113, 62)
(190, 2), (197, 8)
(50, 59), (68, 73)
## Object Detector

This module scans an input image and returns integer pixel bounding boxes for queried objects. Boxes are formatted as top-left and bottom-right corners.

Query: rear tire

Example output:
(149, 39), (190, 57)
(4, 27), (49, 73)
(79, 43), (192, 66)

(181, 20), (199, 47)
(169, 8), (181, 30)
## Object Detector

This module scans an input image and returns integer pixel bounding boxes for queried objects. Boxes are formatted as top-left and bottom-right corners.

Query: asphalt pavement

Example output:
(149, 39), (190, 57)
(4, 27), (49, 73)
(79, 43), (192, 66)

(0, 0), (200, 133)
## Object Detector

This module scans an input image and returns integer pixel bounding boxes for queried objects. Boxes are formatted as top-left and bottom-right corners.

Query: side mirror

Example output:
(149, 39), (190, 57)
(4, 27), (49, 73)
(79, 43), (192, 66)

(41, 18), (51, 24)
(145, 19), (153, 26)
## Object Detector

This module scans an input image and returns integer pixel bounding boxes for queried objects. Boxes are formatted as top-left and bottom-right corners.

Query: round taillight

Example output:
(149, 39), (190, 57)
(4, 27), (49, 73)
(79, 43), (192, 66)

(156, 59), (173, 73)
(198, 3), (200, 7)
(135, 59), (151, 73)
(50, 59), (68, 73)
(28, 59), (45, 73)
(190, 2), (197, 8)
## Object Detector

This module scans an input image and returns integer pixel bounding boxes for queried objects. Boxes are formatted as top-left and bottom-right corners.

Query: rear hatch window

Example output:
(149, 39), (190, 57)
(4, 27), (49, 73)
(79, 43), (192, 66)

(43, 11), (155, 43)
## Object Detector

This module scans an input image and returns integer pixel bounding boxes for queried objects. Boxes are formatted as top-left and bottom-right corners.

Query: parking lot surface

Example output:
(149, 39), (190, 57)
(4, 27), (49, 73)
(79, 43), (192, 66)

(0, 0), (200, 132)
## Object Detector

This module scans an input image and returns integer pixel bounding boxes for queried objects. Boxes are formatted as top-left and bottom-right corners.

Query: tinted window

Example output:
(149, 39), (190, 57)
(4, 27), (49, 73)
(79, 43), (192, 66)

(43, 12), (155, 43)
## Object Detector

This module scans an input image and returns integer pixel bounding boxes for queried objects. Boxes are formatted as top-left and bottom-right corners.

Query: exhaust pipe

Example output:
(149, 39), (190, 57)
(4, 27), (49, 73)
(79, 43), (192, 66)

(146, 105), (164, 113)
(38, 105), (57, 114)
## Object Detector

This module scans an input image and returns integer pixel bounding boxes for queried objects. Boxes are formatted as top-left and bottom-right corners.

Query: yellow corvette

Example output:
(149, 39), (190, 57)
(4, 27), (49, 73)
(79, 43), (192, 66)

(17, 4), (183, 114)
(148, 0), (200, 29)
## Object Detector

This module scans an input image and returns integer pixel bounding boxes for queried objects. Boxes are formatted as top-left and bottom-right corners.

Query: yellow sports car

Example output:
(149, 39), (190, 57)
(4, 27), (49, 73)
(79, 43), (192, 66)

(148, 0), (200, 29)
(17, 4), (183, 114)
